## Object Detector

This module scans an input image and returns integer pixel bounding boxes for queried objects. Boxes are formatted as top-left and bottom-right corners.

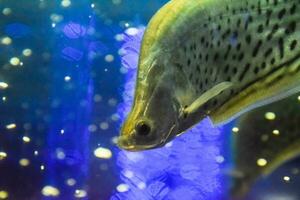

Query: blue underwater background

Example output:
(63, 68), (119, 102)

(0, 0), (300, 200)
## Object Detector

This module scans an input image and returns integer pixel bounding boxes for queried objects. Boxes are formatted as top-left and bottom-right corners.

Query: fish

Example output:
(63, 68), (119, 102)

(118, 0), (300, 151)
(231, 93), (300, 199)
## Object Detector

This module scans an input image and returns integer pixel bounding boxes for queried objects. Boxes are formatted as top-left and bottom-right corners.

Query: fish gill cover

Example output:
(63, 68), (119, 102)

(111, 28), (230, 200)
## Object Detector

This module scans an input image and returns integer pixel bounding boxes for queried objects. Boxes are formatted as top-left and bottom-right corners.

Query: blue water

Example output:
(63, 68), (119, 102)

(0, 0), (299, 200)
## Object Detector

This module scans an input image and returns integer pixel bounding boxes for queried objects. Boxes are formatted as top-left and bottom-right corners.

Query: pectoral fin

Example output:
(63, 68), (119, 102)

(184, 81), (233, 116)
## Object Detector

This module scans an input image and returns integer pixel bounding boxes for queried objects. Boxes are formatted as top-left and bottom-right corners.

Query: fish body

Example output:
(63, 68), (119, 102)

(118, 0), (300, 151)
(231, 94), (300, 198)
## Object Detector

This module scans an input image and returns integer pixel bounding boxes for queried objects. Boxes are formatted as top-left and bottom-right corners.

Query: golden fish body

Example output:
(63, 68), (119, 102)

(118, 0), (300, 151)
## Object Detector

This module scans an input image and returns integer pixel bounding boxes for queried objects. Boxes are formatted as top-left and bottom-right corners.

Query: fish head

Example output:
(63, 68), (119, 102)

(118, 59), (182, 151)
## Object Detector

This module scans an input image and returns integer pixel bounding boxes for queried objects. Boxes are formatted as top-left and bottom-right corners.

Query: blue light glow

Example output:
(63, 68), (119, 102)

(5, 23), (31, 38)
(62, 46), (84, 61)
(44, 4), (95, 200)
(63, 22), (87, 39)
(111, 28), (229, 200)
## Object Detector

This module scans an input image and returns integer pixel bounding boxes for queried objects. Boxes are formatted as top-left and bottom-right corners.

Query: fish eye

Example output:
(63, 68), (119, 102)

(135, 121), (151, 136)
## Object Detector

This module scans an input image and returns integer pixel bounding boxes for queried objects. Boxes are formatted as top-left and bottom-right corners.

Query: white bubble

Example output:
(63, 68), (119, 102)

(123, 170), (134, 178)
(272, 129), (280, 135)
(64, 76), (71, 82)
(34, 150), (39, 156)
(125, 27), (139, 36)
(22, 136), (31, 143)
(6, 123), (16, 129)
(42, 186), (60, 197)
(50, 14), (63, 23)
(111, 113), (120, 121)
(1, 37), (12, 45)
(19, 158), (30, 166)
(120, 67), (128, 74)
(137, 182), (146, 190)
(105, 54), (114, 62)
(261, 134), (269, 142)
(2, 8), (12, 15)
(10, 57), (20, 66)
(0, 191), (9, 199)
(232, 127), (239, 133)
(216, 156), (225, 163)
(22, 49), (32, 57)
(0, 82), (8, 89)
(111, 136), (118, 144)
(265, 112), (276, 120)
(87, 27), (95, 35)
(115, 34), (124, 41)
(283, 176), (290, 182)
(94, 147), (112, 159)
(61, 0), (71, 7)
(118, 48), (126, 56)
(257, 158), (268, 167)
(56, 149), (66, 160)
(116, 184), (129, 192)
(93, 94), (102, 102)
(88, 124), (98, 132)
(108, 98), (117, 106)
(74, 189), (87, 198)
(0, 152), (7, 160)
(100, 122), (109, 130)
(165, 142), (173, 148)
(66, 178), (76, 186)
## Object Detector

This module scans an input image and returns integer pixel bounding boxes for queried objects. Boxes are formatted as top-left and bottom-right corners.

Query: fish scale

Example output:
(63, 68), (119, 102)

(119, 0), (300, 151)
(169, 0), (300, 123)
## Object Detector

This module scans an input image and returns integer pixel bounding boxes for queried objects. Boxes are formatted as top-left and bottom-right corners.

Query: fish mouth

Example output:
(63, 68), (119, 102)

(117, 136), (160, 152)
(117, 122), (178, 151)
(117, 136), (134, 149)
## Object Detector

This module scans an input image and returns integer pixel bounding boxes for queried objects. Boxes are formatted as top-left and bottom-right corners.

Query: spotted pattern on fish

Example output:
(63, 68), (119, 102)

(119, 0), (300, 151)
(169, 0), (300, 121)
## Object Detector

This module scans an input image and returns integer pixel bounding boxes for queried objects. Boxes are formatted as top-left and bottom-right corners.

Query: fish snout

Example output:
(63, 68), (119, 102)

(117, 120), (156, 151)
(117, 135), (136, 150)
